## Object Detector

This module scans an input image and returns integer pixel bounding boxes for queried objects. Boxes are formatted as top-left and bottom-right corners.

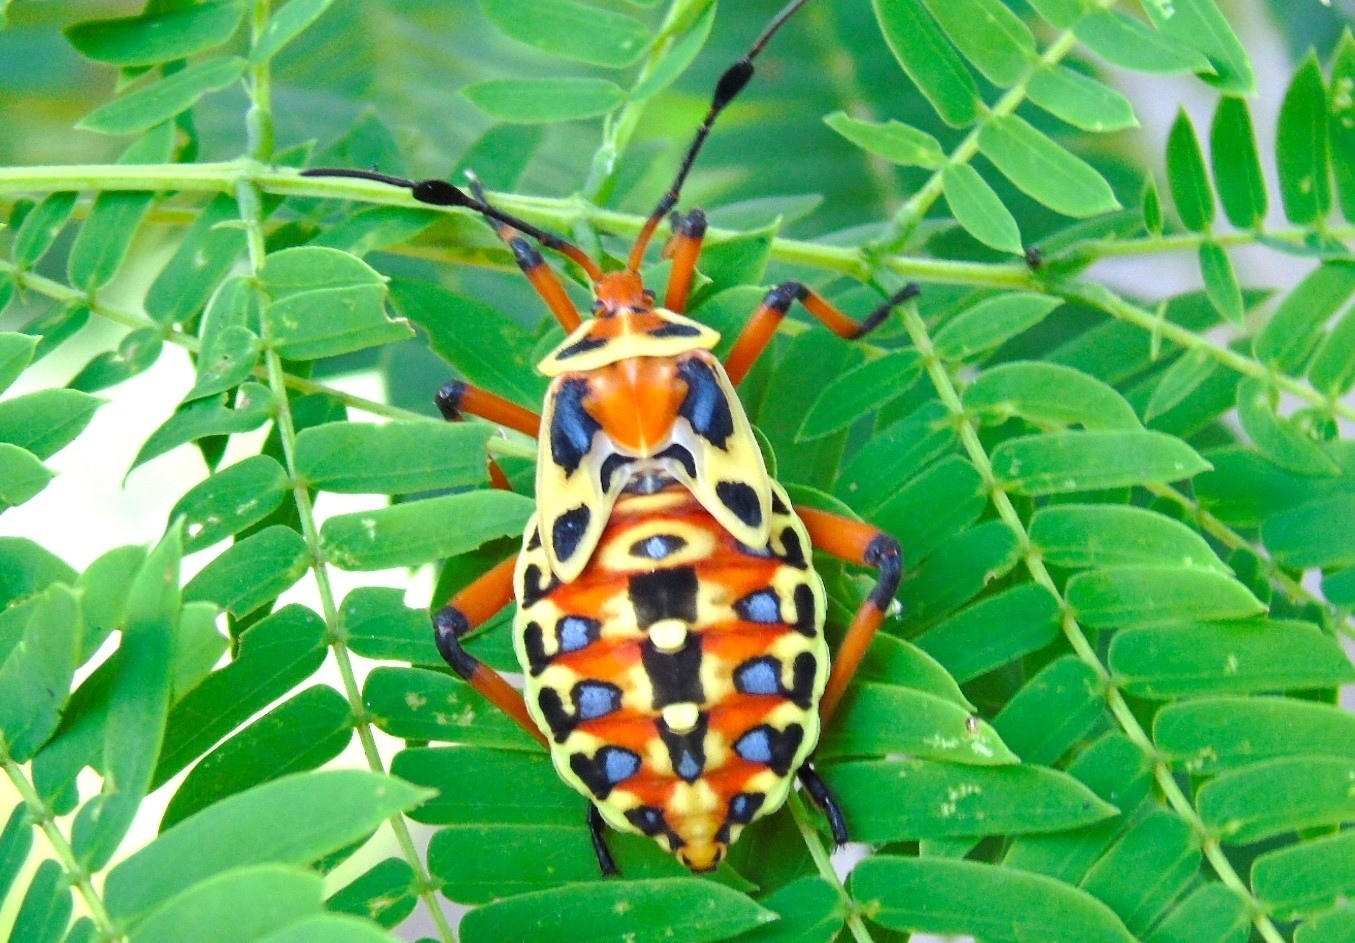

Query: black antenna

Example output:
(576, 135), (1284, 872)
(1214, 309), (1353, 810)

(300, 167), (604, 281)
(628, 0), (814, 270)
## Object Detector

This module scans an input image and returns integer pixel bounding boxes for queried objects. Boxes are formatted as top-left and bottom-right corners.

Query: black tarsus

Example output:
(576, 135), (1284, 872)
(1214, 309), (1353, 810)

(432, 605), (478, 681)
(864, 532), (903, 610)
(854, 283), (921, 339)
(798, 759), (849, 845)
(588, 804), (620, 877)
(434, 379), (467, 422)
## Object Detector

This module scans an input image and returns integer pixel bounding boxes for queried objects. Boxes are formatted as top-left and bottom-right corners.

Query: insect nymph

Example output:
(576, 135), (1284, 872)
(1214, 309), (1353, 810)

(304, 0), (911, 873)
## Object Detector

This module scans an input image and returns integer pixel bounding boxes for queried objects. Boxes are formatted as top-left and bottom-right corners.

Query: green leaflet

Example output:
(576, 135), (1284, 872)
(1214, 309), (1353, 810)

(871, 0), (980, 127)
(463, 78), (625, 123)
(479, 0), (649, 68)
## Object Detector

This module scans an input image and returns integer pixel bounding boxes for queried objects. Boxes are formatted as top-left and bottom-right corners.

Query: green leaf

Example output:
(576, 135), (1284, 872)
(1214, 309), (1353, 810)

(365, 666), (536, 749)
(251, 0), (339, 64)
(459, 878), (773, 943)
(169, 455), (289, 554)
(8, 858), (71, 943)
(1253, 261), (1355, 373)
(1263, 495), (1355, 567)
(1027, 66), (1137, 133)
(256, 914), (401, 943)
(871, 455), (986, 565)
(1277, 54), (1332, 225)
(131, 382), (273, 473)
(1067, 566), (1262, 628)
(992, 656), (1104, 765)
(296, 420), (491, 493)
(991, 430), (1209, 494)
(1235, 377), (1340, 475)
(1254, 830), (1355, 919)
(1330, 31), (1355, 222)
(0, 444), (53, 510)
(821, 682), (1015, 764)
(1297, 909), (1355, 943)
(479, 0), (648, 67)
(427, 824), (600, 903)
(1142, 0), (1254, 93)
(797, 351), (920, 441)
(1199, 756), (1355, 844)
(146, 195), (248, 326)
(834, 402), (951, 514)
(1155, 696), (1355, 775)
(1166, 109), (1214, 231)
(823, 758), (1115, 842)
(68, 328), (164, 394)
(104, 770), (430, 923)
(0, 388), (102, 461)
(161, 685), (352, 830)
(629, 4), (714, 100)
(1143, 175), (1164, 235)
(127, 865), (324, 943)
(321, 491), (533, 570)
(935, 293), (1061, 360)
(978, 115), (1120, 218)
(1024, 0), (1091, 28)
(919, 0), (1036, 87)
(155, 605), (327, 786)
(0, 805), (34, 903)
(1110, 618), (1355, 697)
(823, 112), (943, 168)
(1078, 810), (1199, 935)
(1031, 504), (1226, 572)
(870, 0), (980, 127)
(1307, 302), (1355, 395)
(0, 584), (81, 762)
(392, 747), (581, 825)
(0, 333), (38, 395)
(65, 1), (245, 66)
(68, 124), (176, 290)
(1210, 96), (1267, 228)
(857, 633), (974, 710)
(260, 247), (411, 360)
(1075, 12), (1213, 75)
(462, 78), (625, 123)
(0, 537), (75, 610)
(183, 525), (310, 617)
(735, 876), (844, 943)
(914, 582), (1062, 684)
(1145, 883), (1250, 943)
(327, 858), (417, 929)
(339, 587), (439, 666)
(71, 527), (181, 870)
(1146, 348), (1219, 421)
(78, 57), (248, 136)
(965, 362), (1140, 431)
(900, 521), (1022, 629)
(185, 326), (263, 403)
(12, 192), (78, 269)
(942, 164), (1023, 254)
(851, 856), (1136, 943)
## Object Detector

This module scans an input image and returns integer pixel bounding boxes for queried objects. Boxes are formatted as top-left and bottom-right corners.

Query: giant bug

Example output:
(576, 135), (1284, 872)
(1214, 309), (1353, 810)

(303, 0), (913, 874)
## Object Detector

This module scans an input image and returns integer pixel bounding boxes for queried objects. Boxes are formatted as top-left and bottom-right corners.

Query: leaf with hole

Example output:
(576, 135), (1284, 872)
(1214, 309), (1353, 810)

(261, 247), (410, 360)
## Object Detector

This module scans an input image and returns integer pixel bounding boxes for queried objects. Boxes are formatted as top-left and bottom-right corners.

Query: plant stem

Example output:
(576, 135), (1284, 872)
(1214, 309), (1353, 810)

(1, 754), (123, 943)
(899, 304), (1287, 943)
(787, 793), (877, 943)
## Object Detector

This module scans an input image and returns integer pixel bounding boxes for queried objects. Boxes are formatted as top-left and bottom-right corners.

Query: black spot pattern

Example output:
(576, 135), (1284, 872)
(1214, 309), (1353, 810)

(599, 453), (630, 492)
(649, 323), (703, 338)
(522, 621), (549, 675)
(733, 723), (804, 776)
(571, 746), (642, 800)
(555, 335), (609, 360)
(771, 491), (790, 514)
(629, 567), (698, 627)
(788, 652), (817, 709)
(549, 379), (601, 476)
(537, 688), (574, 742)
(553, 505), (591, 563)
(641, 635), (704, 708)
(677, 358), (735, 448)
(520, 564), (559, 608)
(780, 527), (808, 569)
(717, 791), (766, 841)
(630, 533), (687, 561)
(625, 805), (669, 837)
(654, 443), (697, 479)
(791, 583), (818, 636)
(716, 481), (763, 529)
(658, 712), (709, 783)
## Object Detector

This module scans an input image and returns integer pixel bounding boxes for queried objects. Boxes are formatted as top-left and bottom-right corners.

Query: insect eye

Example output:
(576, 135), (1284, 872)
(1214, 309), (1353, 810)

(592, 300), (605, 313)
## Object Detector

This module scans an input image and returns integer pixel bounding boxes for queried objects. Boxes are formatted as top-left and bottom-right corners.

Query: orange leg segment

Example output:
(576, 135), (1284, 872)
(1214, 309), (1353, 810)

(435, 379), (541, 491)
(662, 209), (707, 313)
(723, 281), (920, 386)
(433, 556), (547, 748)
(795, 505), (903, 723)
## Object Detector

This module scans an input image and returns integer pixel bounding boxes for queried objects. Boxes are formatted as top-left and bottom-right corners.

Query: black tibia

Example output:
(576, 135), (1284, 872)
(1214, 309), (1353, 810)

(798, 759), (849, 845)
(588, 804), (619, 877)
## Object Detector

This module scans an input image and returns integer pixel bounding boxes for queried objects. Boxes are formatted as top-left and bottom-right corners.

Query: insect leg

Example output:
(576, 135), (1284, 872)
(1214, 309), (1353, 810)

(587, 804), (620, 877)
(662, 209), (707, 312)
(435, 379), (541, 491)
(723, 282), (920, 386)
(793, 505), (903, 722)
(433, 556), (548, 747)
(797, 758), (849, 845)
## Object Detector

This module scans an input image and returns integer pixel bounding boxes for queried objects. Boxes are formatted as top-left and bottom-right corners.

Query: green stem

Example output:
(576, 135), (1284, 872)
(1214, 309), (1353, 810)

(246, 0), (274, 161)
(787, 793), (877, 943)
(1072, 223), (1355, 260)
(899, 305), (1287, 943)
(2, 755), (123, 943)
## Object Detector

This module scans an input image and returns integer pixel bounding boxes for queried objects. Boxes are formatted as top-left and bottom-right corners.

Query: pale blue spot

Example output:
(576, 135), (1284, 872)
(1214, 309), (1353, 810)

(736, 659), (780, 696)
(558, 617), (593, 653)
(736, 729), (772, 765)
(730, 795), (749, 819)
(603, 749), (640, 784)
(737, 589), (781, 624)
(677, 751), (701, 780)
(576, 683), (619, 720)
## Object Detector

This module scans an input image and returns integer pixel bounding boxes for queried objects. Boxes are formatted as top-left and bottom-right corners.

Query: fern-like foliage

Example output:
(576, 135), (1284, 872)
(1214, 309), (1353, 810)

(1, 1), (1353, 942)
